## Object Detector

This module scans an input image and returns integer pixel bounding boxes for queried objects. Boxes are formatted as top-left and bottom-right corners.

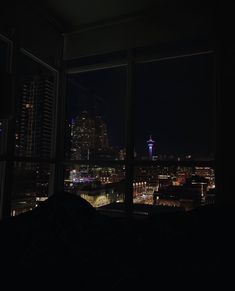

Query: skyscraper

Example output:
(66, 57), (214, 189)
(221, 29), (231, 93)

(71, 111), (95, 160)
(71, 111), (109, 160)
(94, 115), (109, 151)
(147, 135), (155, 160)
(15, 75), (55, 158)
(12, 74), (55, 214)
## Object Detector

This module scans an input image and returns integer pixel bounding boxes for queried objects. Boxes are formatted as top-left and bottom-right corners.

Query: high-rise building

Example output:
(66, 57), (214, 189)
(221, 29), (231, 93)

(94, 115), (109, 150)
(71, 111), (110, 160)
(15, 75), (55, 158)
(71, 111), (95, 160)
(12, 75), (54, 214)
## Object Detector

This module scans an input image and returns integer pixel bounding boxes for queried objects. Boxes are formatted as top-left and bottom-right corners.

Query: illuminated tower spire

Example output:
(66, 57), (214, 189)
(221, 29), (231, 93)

(147, 135), (155, 160)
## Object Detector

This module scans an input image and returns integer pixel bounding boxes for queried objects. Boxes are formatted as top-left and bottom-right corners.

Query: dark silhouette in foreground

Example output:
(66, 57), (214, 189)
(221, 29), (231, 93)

(0, 192), (233, 288)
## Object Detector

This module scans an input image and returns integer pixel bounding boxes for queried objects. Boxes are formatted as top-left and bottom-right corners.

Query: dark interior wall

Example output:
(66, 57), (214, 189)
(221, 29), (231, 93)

(0, 0), (63, 130)
(64, 5), (214, 59)
(215, 2), (235, 206)
(0, 0), (63, 66)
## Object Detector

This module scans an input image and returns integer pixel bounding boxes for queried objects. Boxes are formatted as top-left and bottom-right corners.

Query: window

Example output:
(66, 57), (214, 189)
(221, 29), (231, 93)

(134, 53), (215, 161)
(64, 65), (127, 208)
(0, 39), (58, 218)
(11, 162), (52, 216)
(10, 50), (58, 216)
(64, 164), (125, 208)
(132, 52), (216, 209)
(0, 45), (216, 218)
(134, 165), (215, 210)
(65, 67), (127, 161)
(15, 51), (57, 159)
(64, 51), (216, 212)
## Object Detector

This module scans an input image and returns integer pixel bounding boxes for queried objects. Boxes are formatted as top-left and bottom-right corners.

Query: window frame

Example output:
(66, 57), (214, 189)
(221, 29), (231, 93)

(62, 48), (216, 215)
(0, 37), (60, 219)
(0, 36), (217, 219)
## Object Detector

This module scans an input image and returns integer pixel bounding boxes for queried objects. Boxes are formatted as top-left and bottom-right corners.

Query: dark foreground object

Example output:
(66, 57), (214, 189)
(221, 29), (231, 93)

(0, 192), (233, 289)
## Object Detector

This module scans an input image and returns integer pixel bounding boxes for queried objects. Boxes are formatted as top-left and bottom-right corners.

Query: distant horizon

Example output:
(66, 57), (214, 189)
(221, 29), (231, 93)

(66, 114), (214, 160)
(67, 53), (215, 160)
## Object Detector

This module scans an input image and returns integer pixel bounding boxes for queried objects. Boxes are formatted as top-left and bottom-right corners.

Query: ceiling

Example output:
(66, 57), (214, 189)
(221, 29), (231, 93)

(31, 0), (209, 33)
(39, 0), (161, 31)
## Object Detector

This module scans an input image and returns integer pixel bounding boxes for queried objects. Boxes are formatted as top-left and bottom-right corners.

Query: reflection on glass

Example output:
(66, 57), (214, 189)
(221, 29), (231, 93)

(135, 53), (215, 161)
(64, 165), (125, 208)
(11, 163), (51, 216)
(15, 53), (56, 158)
(65, 67), (127, 160)
(134, 166), (215, 211)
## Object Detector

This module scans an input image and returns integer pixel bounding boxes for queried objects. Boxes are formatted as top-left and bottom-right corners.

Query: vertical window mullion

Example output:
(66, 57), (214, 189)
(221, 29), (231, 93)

(124, 50), (135, 214)
(49, 62), (66, 196)
(0, 39), (16, 219)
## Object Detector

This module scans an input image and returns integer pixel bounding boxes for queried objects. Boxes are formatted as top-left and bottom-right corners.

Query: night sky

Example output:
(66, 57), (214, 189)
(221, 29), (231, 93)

(67, 53), (215, 159)
(67, 67), (127, 148)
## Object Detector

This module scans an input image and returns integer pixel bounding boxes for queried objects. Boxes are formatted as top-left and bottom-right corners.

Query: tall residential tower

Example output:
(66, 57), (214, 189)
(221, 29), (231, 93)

(71, 111), (109, 160)
(15, 75), (55, 158)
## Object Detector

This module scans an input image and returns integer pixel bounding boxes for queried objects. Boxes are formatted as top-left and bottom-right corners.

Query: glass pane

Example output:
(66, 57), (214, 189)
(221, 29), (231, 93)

(64, 164), (125, 208)
(65, 67), (127, 161)
(11, 163), (51, 216)
(0, 119), (7, 155)
(134, 53), (215, 162)
(134, 165), (216, 211)
(14, 52), (56, 158)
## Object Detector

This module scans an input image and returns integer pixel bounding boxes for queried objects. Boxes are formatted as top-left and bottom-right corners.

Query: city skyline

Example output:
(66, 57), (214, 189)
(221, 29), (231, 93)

(70, 111), (111, 160)
(66, 110), (213, 161)
(6, 48), (216, 216)
(67, 53), (215, 159)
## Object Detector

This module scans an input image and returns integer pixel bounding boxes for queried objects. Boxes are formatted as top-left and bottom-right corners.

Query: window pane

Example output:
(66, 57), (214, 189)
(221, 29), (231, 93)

(11, 163), (51, 216)
(15, 52), (56, 158)
(64, 164), (125, 208)
(134, 53), (215, 162)
(65, 67), (127, 161)
(134, 165), (215, 210)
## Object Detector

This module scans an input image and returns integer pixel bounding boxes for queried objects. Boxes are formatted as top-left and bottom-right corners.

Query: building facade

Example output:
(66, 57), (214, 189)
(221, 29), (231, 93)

(15, 75), (55, 158)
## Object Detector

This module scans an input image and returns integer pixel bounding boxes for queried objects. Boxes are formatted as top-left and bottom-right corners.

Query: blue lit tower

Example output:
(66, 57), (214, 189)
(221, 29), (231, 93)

(147, 135), (155, 160)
